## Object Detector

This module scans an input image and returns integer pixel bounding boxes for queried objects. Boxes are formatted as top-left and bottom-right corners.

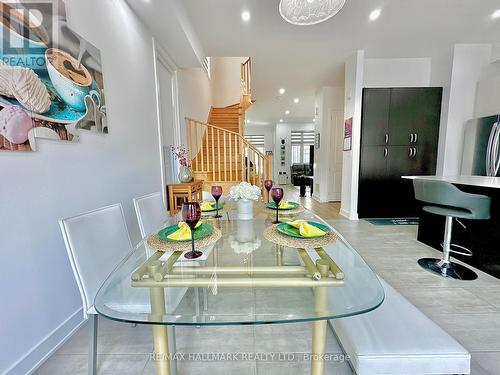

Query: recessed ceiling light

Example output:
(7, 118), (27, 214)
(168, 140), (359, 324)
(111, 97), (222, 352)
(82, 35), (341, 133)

(246, 119), (251, 124)
(279, 119), (283, 123)
(285, 110), (290, 115)
(279, 88), (286, 95)
(492, 9), (500, 19)
(369, 9), (381, 21)
(313, 118), (316, 123)
(241, 10), (251, 22)
(307, 0), (315, 3)
(294, 98), (299, 104)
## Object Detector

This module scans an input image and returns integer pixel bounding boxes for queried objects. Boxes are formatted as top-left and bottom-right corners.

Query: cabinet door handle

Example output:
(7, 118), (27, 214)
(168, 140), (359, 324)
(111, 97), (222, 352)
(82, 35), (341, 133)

(410, 133), (414, 143)
(384, 148), (388, 157)
(408, 148), (412, 157)
(413, 147), (417, 157)
(385, 133), (389, 144)
(414, 133), (418, 143)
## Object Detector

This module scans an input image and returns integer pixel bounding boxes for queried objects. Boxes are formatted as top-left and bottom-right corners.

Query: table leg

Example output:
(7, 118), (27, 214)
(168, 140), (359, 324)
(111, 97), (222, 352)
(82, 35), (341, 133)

(311, 260), (329, 375)
(150, 287), (170, 375)
(276, 245), (284, 266)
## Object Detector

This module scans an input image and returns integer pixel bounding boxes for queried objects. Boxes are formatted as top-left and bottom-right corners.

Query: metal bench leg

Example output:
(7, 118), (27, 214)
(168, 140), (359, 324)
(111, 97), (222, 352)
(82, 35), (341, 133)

(88, 314), (98, 375)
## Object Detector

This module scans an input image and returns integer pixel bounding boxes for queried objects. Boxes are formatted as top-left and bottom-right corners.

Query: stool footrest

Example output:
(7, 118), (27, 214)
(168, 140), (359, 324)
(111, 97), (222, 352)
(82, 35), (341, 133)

(440, 243), (473, 257)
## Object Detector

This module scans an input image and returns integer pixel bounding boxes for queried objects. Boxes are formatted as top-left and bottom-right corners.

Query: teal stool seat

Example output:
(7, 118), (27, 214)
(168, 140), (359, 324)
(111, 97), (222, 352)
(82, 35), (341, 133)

(413, 179), (491, 280)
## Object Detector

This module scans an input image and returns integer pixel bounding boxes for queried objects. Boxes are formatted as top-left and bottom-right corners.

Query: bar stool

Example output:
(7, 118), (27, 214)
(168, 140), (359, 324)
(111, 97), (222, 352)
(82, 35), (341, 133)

(413, 179), (491, 280)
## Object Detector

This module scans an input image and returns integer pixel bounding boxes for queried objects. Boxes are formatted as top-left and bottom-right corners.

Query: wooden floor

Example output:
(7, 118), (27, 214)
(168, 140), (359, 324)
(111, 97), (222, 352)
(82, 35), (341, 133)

(34, 185), (500, 374)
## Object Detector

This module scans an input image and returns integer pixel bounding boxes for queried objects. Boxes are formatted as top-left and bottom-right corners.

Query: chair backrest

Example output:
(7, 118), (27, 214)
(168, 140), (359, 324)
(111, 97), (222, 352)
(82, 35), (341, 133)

(59, 203), (133, 318)
(133, 192), (168, 238)
(413, 179), (491, 219)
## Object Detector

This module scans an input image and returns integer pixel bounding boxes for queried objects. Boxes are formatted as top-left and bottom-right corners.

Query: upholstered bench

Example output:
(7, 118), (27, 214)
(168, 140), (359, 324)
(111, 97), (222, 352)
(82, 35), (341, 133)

(329, 277), (470, 375)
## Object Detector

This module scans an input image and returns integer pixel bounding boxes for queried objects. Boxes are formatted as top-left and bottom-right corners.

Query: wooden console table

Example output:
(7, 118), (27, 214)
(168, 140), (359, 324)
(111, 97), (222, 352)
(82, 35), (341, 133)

(166, 180), (203, 215)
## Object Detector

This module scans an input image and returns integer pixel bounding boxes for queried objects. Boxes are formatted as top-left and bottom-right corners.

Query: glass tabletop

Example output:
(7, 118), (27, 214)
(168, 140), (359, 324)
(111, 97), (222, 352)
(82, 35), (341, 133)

(95, 204), (384, 326)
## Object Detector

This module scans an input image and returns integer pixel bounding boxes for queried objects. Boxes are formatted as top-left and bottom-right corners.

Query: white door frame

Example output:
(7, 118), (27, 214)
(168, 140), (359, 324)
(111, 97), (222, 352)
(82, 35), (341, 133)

(152, 37), (181, 205)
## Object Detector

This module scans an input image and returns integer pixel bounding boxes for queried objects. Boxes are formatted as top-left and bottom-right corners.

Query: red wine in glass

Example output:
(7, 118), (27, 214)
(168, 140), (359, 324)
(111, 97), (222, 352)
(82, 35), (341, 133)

(182, 202), (203, 259)
(271, 187), (284, 224)
(264, 180), (273, 203)
(211, 186), (223, 218)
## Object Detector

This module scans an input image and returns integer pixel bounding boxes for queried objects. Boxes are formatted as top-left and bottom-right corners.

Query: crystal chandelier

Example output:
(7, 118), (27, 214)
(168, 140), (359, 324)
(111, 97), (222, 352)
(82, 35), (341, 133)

(279, 0), (347, 26)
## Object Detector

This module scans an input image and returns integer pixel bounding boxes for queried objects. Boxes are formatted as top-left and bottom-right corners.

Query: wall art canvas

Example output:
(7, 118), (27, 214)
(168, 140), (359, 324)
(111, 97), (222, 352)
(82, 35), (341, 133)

(0, 0), (106, 151)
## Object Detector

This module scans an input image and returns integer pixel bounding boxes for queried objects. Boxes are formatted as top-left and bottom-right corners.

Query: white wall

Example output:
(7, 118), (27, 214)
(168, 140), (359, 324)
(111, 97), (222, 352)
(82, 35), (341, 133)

(475, 59), (500, 118)
(364, 58), (431, 88)
(340, 51), (364, 220)
(0, 1), (162, 373)
(245, 125), (274, 153)
(440, 44), (492, 175)
(274, 122), (315, 183)
(313, 86), (344, 202)
(210, 56), (247, 108)
(177, 67), (213, 143)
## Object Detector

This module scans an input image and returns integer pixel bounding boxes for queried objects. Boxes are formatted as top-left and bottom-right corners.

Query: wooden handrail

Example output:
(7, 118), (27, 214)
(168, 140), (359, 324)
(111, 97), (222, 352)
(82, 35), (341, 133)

(186, 117), (272, 184)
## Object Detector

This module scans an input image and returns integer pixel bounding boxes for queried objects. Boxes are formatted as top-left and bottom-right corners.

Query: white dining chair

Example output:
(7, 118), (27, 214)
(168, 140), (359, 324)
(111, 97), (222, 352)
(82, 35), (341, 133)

(59, 203), (134, 375)
(133, 191), (168, 238)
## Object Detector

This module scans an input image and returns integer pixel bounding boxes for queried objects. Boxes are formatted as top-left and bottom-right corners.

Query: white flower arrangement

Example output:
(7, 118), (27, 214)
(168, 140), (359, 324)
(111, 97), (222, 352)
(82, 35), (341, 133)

(229, 235), (262, 255)
(229, 182), (261, 201)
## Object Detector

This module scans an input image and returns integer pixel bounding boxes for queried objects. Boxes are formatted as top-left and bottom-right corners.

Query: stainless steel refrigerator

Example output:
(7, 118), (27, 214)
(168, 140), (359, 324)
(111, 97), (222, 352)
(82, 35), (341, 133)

(461, 114), (500, 176)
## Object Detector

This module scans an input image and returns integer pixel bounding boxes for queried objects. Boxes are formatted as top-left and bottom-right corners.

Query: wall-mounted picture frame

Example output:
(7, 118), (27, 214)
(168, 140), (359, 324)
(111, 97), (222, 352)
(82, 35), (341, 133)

(344, 117), (353, 151)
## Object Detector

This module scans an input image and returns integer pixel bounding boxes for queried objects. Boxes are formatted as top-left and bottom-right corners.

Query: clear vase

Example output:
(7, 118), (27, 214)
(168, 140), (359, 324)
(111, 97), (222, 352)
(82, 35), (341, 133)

(237, 199), (254, 220)
(178, 166), (193, 183)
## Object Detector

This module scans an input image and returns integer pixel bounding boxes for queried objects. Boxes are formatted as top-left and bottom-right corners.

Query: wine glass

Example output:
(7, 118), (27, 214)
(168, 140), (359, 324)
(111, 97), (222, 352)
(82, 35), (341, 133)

(182, 202), (203, 259)
(211, 186), (223, 218)
(264, 180), (273, 203)
(271, 187), (284, 224)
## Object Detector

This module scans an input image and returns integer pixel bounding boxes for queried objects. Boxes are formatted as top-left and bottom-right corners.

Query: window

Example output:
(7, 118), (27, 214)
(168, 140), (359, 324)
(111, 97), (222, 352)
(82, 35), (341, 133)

(202, 57), (211, 79)
(245, 134), (265, 153)
(291, 130), (314, 164)
(291, 144), (301, 163)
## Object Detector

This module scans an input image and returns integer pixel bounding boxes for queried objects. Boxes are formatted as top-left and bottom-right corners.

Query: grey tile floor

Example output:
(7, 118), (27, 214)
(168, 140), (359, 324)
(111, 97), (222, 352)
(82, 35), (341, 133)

(35, 211), (500, 374)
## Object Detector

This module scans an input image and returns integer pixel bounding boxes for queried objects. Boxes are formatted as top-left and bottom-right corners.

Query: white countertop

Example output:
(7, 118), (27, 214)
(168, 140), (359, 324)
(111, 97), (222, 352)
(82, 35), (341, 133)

(402, 175), (500, 189)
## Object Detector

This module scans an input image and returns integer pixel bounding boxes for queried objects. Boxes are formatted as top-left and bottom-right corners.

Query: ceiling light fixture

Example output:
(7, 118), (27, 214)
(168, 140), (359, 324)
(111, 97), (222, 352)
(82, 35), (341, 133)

(241, 10), (251, 22)
(294, 98), (299, 103)
(279, 88), (286, 95)
(369, 8), (381, 21)
(313, 118), (316, 122)
(285, 110), (290, 115)
(279, 119), (284, 123)
(492, 9), (500, 19)
(279, 0), (347, 26)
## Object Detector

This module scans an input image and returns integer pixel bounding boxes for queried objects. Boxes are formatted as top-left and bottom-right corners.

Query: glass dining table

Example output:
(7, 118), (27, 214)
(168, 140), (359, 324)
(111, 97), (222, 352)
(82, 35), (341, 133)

(95, 204), (384, 375)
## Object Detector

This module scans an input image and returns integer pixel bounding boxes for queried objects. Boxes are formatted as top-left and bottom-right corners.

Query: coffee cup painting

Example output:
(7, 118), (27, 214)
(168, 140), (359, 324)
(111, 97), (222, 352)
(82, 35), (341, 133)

(0, 0), (107, 152)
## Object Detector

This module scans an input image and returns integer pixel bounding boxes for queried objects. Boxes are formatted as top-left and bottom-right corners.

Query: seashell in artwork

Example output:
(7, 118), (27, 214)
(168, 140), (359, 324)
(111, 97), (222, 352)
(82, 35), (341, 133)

(0, 106), (33, 144)
(0, 61), (51, 114)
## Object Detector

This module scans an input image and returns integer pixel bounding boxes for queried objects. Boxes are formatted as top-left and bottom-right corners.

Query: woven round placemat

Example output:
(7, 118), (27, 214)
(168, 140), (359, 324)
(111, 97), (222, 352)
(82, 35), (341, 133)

(263, 225), (338, 248)
(265, 205), (305, 216)
(147, 227), (222, 252)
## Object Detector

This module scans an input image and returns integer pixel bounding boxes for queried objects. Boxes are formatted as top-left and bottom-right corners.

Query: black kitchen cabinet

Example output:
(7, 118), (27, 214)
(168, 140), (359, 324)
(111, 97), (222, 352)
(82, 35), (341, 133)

(358, 87), (443, 218)
(360, 89), (391, 146)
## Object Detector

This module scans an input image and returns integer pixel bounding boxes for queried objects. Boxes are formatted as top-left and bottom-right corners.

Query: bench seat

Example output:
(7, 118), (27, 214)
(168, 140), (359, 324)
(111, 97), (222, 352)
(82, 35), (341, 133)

(330, 277), (470, 375)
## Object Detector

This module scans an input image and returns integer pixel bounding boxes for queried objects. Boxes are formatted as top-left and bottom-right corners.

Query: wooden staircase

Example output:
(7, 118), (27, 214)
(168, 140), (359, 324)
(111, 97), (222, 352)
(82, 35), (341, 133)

(208, 104), (240, 134)
(186, 117), (272, 191)
(186, 58), (269, 191)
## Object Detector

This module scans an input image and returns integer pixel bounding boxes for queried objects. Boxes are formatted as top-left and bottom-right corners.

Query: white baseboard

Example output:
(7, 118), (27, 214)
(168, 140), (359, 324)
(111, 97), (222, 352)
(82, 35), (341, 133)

(340, 208), (358, 221)
(4, 308), (84, 375)
(312, 193), (323, 202)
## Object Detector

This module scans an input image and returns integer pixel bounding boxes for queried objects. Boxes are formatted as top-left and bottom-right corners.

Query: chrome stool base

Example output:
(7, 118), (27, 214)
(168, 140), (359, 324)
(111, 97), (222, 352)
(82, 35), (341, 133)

(418, 258), (478, 281)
